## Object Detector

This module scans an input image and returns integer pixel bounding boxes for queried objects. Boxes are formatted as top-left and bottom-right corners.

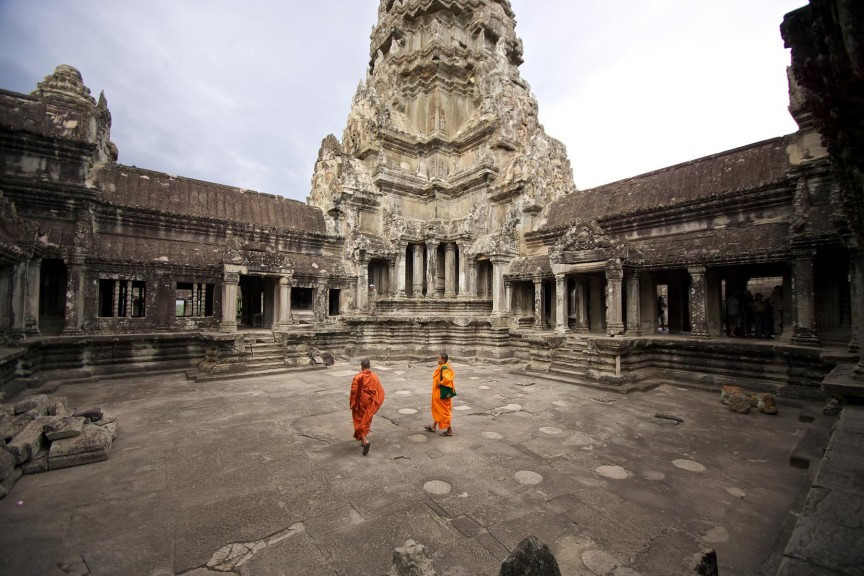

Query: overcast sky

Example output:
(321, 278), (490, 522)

(0, 0), (805, 202)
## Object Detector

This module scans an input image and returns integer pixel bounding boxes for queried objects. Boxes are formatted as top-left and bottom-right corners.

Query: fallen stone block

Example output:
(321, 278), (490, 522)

(94, 419), (118, 441)
(43, 416), (86, 441)
(48, 397), (69, 416)
(720, 386), (743, 406)
(0, 412), (32, 442)
(757, 393), (778, 415)
(13, 394), (49, 415)
(499, 535), (562, 576)
(49, 422), (113, 470)
(0, 465), (23, 500)
(5, 417), (49, 464)
(72, 407), (104, 423)
(389, 540), (436, 576)
(728, 393), (752, 414)
(0, 448), (16, 481)
(22, 448), (49, 474)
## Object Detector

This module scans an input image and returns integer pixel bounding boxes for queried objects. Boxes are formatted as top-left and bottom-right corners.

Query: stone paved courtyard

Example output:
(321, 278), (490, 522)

(0, 360), (811, 576)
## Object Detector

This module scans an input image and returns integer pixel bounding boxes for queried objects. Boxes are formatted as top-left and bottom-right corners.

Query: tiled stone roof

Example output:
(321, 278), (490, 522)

(544, 137), (790, 230)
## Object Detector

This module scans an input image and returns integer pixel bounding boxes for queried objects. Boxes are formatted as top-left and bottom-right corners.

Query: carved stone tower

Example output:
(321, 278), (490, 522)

(309, 0), (575, 313)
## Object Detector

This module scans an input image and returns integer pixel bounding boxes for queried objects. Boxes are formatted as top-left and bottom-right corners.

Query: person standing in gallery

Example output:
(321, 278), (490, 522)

(350, 358), (385, 455)
(769, 285), (783, 337)
(425, 353), (456, 437)
(657, 296), (667, 332)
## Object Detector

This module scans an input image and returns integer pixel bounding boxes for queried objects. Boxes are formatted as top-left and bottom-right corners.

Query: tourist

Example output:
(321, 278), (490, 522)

(752, 293), (769, 339)
(726, 291), (740, 337)
(657, 296), (667, 332)
(769, 285), (783, 337)
(742, 290), (754, 336)
(350, 358), (386, 455)
(425, 353), (456, 437)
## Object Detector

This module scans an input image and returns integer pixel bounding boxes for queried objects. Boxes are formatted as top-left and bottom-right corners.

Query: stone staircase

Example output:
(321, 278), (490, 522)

(190, 332), (325, 383)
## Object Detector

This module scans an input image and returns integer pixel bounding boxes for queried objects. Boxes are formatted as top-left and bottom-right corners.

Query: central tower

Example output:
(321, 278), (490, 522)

(310, 0), (576, 313)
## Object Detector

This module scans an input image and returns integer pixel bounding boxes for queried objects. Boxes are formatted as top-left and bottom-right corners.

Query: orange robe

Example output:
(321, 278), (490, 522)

(350, 369), (385, 440)
(431, 363), (455, 429)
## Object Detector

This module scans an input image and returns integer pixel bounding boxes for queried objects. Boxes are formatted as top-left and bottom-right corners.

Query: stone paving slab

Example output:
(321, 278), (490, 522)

(0, 361), (819, 575)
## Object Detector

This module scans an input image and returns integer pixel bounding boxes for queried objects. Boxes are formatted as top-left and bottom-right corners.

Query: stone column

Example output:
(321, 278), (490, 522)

(445, 243), (457, 298)
(357, 259), (369, 312)
(61, 259), (85, 335)
(555, 273), (568, 333)
(388, 259), (397, 297)
(468, 260), (478, 298)
(491, 258), (506, 315)
(125, 280), (134, 318)
(572, 279), (589, 333)
(625, 272), (641, 335)
(457, 244), (467, 297)
(426, 240), (439, 297)
(314, 280), (328, 323)
(24, 257), (41, 336)
(792, 249), (820, 346)
(848, 254), (863, 355)
(504, 280), (513, 314)
(277, 276), (292, 330)
(412, 243), (425, 297)
(220, 271), (239, 333)
(9, 259), (29, 339)
(396, 242), (407, 297)
(688, 266), (710, 338)
(605, 262), (625, 336)
(533, 276), (545, 329)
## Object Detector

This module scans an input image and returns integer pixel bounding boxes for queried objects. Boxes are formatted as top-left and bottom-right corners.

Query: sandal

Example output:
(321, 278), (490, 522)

(363, 442), (370, 456)
(424, 425), (436, 433)
(439, 431), (452, 437)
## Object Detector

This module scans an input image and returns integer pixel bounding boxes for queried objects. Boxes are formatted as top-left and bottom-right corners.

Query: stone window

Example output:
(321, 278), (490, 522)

(175, 283), (214, 317)
(291, 287), (313, 310)
(97, 279), (146, 318)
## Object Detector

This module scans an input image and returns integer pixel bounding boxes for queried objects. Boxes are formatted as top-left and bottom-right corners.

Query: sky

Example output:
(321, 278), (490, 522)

(0, 0), (806, 202)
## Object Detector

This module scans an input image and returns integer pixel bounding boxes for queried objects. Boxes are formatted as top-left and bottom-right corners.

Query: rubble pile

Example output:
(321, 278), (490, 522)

(0, 394), (117, 499)
(720, 386), (778, 415)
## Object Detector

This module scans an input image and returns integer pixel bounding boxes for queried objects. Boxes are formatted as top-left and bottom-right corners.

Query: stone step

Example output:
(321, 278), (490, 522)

(193, 364), (327, 383)
(789, 415), (837, 469)
(517, 368), (661, 394)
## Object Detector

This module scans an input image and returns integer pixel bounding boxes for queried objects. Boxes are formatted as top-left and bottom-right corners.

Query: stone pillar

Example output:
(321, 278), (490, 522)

(468, 260), (478, 298)
(125, 280), (133, 318)
(688, 266), (710, 338)
(24, 257), (41, 336)
(277, 276), (292, 330)
(848, 254), (863, 355)
(412, 243), (424, 297)
(533, 277), (545, 329)
(445, 243), (457, 298)
(491, 258), (506, 315)
(9, 259), (29, 339)
(61, 259), (85, 335)
(626, 271), (641, 335)
(314, 281), (328, 323)
(504, 280), (513, 314)
(572, 279), (589, 333)
(605, 262), (625, 336)
(792, 249), (820, 346)
(425, 240), (439, 297)
(457, 244), (467, 297)
(396, 242), (407, 297)
(555, 273), (568, 333)
(388, 259), (397, 297)
(357, 259), (369, 312)
(220, 271), (239, 333)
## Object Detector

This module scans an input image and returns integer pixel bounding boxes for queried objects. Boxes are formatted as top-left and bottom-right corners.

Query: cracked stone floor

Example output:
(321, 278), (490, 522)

(0, 360), (811, 575)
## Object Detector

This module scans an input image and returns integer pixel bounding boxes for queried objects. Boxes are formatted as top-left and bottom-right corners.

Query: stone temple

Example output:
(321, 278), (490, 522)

(0, 0), (863, 571)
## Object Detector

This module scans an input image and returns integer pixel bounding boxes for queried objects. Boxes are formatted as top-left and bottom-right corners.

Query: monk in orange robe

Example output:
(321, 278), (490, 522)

(350, 358), (385, 455)
(425, 353), (455, 436)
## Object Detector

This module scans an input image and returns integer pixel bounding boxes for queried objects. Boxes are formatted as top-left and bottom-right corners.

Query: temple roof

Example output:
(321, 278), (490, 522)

(543, 137), (790, 230)
(94, 165), (326, 234)
(506, 254), (552, 279)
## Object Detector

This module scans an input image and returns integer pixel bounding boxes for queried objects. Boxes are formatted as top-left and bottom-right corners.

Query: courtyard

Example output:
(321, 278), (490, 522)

(0, 360), (811, 576)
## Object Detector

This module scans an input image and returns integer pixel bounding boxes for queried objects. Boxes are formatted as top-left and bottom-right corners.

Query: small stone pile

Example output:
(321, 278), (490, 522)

(0, 394), (117, 499)
(720, 386), (777, 415)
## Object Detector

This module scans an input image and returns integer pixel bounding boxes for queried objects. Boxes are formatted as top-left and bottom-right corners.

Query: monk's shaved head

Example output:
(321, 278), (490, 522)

(361, 358), (370, 369)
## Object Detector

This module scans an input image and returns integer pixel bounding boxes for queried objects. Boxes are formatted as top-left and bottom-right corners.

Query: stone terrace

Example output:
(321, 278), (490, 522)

(0, 362), (827, 575)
